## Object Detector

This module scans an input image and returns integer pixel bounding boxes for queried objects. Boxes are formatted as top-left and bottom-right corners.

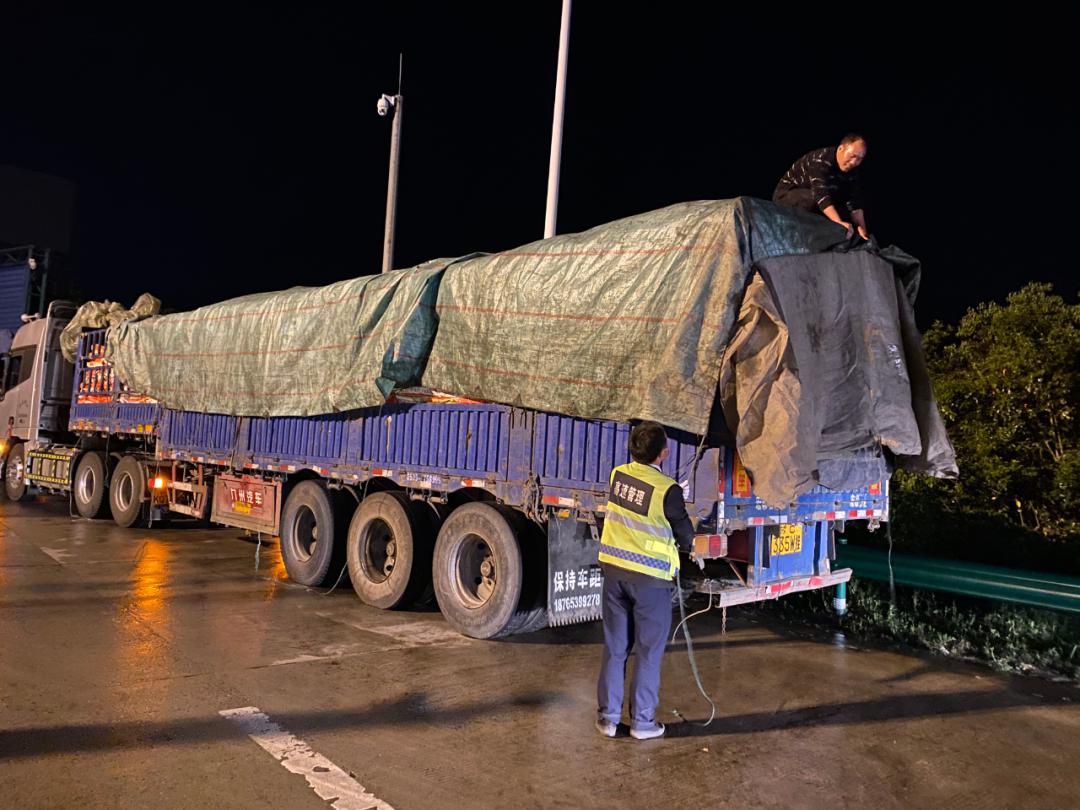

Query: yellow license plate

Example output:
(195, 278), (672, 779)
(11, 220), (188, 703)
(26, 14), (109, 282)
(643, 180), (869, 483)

(770, 524), (803, 557)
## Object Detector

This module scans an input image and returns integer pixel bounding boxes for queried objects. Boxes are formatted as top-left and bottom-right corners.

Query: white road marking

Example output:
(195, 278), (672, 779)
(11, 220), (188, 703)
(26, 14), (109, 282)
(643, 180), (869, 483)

(219, 706), (395, 810)
(264, 618), (473, 667)
(315, 612), (472, 648)
(39, 547), (73, 564)
(366, 621), (472, 647)
(270, 643), (369, 667)
(269, 654), (334, 667)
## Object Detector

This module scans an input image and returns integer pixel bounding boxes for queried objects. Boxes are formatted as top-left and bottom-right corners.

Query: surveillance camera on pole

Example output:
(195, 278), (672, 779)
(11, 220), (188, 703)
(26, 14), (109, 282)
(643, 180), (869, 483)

(378, 57), (404, 274)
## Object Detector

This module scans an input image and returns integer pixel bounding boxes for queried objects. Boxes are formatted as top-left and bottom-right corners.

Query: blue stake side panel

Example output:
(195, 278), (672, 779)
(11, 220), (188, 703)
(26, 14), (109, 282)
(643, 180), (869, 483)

(248, 412), (349, 464)
(532, 415), (710, 512)
(154, 399), (885, 533)
(157, 404), (526, 494)
(157, 404), (712, 513)
(69, 328), (162, 437)
(159, 410), (240, 457)
(346, 405), (513, 475)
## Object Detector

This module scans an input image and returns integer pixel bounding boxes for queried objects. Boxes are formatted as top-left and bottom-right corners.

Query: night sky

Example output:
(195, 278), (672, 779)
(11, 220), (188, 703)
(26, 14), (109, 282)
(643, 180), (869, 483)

(3, 7), (1075, 328)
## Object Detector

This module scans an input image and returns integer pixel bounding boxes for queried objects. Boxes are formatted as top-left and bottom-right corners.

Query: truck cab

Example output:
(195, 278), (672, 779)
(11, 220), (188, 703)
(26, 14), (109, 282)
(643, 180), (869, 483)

(0, 300), (77, 499)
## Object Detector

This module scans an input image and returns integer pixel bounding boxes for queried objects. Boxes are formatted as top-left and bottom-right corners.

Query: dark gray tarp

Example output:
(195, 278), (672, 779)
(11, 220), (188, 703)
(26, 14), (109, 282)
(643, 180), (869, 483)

(720, 251), (957, 506)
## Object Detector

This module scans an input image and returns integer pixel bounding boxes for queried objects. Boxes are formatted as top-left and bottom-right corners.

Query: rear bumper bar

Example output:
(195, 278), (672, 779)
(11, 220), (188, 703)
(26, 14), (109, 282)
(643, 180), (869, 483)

(687, 567), (853, 607)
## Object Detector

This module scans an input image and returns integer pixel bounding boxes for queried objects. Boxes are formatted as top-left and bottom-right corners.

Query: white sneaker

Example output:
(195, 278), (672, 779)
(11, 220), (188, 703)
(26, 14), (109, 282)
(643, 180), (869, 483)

(594, 719), (617, 738)
(630, 723), (665, 740)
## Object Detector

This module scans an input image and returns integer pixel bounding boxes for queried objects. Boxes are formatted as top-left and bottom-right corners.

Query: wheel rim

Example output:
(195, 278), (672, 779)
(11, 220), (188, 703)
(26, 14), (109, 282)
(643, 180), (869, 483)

(6, 453), (23, 489)
(115, 471), (134, 512)
(361, 517), (396, 583)
(77, 465), (96, 504)
(452, 533), (496, 608)
(290, 505), (318, 562)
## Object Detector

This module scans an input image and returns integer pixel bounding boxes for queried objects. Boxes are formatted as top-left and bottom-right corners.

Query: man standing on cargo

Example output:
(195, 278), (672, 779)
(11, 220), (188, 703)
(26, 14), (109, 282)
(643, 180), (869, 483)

(773, 133), (869, 240)
(595, 421), (695, 740)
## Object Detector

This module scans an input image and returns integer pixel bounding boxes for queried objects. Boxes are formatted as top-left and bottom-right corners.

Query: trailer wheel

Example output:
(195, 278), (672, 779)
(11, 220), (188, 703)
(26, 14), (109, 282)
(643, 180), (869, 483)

(433, 502), (537, 639)
(3, 443), (28, 501)
(279, 481), (344, 587)
(74, 451), (111, 519)
(499, 509), (548, 635)
(110, 455), (149, 528)
(347, 492), (434, 610)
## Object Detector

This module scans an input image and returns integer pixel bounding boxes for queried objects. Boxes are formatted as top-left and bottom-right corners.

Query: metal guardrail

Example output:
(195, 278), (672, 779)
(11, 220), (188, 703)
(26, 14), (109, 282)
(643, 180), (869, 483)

(835, 544), (1080, 614)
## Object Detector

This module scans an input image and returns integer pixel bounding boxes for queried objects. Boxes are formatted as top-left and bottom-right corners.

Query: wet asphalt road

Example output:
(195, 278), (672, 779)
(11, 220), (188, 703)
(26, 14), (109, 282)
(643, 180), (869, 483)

(2, 496), (1078, 809)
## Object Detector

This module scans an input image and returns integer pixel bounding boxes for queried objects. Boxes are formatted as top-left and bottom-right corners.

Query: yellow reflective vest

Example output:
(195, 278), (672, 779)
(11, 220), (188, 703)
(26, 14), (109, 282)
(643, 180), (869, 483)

(598, 461), (680, 581)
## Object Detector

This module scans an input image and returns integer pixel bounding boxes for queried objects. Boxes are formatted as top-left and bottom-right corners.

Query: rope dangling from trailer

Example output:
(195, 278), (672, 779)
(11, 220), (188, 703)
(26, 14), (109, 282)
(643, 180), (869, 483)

(672, 589), (715, 641)
(887, 517), (896, 610)
(316, 561), (350, 596)
(672, 569), (717, 727)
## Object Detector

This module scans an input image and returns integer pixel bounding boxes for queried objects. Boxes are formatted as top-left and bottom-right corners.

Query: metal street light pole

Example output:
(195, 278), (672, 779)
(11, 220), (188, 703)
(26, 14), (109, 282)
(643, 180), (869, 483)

(544, 0), (571, 239)
(379, 55), (404, 273)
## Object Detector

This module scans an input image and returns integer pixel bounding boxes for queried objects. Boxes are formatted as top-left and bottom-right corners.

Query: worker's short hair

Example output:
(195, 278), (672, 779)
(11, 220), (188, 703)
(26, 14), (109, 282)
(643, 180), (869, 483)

(629, 421), (668, 464)
(840, 132), (867, 147)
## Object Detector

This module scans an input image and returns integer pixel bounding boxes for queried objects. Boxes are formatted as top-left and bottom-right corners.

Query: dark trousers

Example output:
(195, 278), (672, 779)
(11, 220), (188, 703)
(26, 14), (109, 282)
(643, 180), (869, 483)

(772, 186), (819, 213)
(596, 575), (673, 730)
(773, 186), (856, 219)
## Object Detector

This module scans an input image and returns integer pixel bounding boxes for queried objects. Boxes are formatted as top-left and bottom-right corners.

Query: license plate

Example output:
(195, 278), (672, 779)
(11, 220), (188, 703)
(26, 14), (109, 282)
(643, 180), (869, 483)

(770, 524), (803, 557)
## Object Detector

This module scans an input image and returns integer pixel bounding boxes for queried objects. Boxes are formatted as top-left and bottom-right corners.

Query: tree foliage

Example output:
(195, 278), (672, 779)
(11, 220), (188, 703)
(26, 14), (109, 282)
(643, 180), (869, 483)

(894, 283), (1079, 544)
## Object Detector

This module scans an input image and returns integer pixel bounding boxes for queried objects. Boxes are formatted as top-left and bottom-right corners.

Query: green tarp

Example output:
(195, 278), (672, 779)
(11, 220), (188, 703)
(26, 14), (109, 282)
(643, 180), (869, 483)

(107, 261), (447, 417)
(97, 197), (955, 505)
(422, 198), (855, 436)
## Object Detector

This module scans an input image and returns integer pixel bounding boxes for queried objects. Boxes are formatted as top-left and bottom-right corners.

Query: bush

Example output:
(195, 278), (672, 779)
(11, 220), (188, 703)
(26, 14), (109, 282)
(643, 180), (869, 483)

(761, 580), (1080, 681)
(915, 283), (1080, 542)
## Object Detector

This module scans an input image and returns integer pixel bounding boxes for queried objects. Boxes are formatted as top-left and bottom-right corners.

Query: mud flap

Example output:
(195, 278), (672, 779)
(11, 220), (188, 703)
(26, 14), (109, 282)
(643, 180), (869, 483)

(546, 516), (604, 627)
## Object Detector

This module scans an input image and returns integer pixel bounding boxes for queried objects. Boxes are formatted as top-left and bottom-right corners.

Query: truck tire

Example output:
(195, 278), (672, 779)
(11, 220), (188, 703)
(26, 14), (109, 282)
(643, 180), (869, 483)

(433, 502), (534, 639)
(110, 455), (149, 528)
(347, 492), (434, 610)
(3, 443), (28, 502)
(504, 606), (550, 636)
(280, 481), (343, 587)
(74, 451), (111, 519)
(414, 503), (445, 608)
(499, 509), (548, 636)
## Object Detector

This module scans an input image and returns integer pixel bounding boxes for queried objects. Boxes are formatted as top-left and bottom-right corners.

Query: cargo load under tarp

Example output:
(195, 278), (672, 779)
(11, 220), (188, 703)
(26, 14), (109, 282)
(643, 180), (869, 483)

(59, 293), (161, 363)
(422, 198), (858, 433)
(107, 261), (449, 417)
(100, 197), (954, 505)
(421, 197), (953, 506)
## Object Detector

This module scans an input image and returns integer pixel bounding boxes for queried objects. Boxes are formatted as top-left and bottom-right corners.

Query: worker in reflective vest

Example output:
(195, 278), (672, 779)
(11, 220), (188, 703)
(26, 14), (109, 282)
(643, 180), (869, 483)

(595, 421), (696, 740)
